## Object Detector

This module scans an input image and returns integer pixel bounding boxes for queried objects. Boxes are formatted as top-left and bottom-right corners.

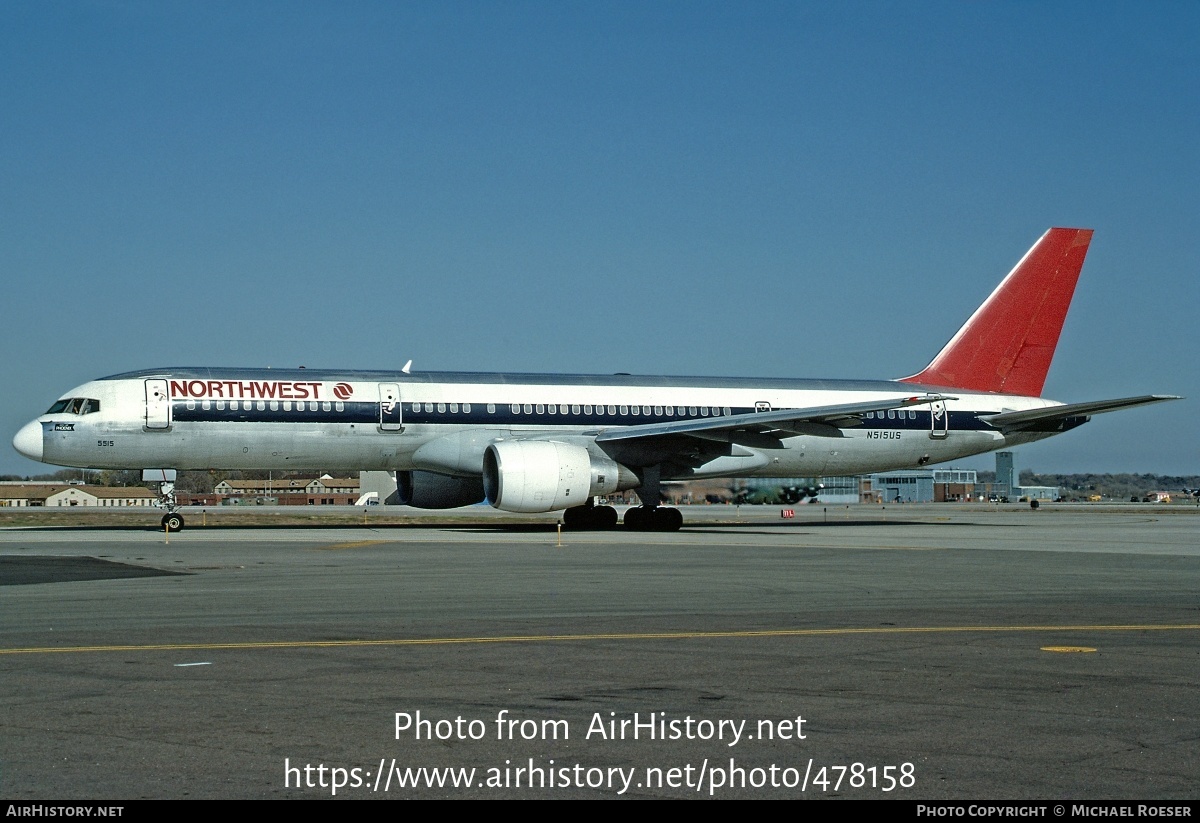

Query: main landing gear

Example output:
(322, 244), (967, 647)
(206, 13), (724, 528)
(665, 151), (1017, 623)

(623, 506), (682, 532)
(563, 501), (619, 530)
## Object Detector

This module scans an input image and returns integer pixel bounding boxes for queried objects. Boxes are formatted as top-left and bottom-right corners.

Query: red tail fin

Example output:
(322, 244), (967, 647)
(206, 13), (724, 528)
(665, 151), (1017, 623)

(898, 228), (1093, 397)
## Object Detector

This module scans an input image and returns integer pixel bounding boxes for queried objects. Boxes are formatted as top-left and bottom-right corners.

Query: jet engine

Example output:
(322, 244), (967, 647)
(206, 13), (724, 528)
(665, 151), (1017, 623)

(482, 440), (635, 513)
(396, 470), (486, 509)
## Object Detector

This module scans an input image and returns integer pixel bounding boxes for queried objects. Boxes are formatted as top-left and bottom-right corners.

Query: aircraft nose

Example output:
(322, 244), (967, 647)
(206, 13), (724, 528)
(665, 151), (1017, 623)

(12, 420), (43, 462)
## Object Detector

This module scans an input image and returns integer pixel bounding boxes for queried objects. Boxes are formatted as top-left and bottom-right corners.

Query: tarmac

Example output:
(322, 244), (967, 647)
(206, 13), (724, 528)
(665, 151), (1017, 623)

(1, 503), (1197, 799)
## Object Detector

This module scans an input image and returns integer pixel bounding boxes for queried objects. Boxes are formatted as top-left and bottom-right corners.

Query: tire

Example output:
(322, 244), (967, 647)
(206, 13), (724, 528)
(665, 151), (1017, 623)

(162, 513), (184, 532)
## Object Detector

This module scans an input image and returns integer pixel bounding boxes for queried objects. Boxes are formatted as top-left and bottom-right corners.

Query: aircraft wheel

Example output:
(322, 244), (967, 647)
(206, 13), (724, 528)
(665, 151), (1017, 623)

(162, 513), (185, 532)
(623, 507), (649, 531)
(562, 506), (589, 530)
(596, 505), (618, 530)
(655, 507), (683, 532)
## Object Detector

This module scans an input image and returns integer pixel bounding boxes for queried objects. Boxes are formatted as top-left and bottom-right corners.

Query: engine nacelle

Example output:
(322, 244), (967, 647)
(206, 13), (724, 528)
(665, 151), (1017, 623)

(482, 440), (632, 513)
(396, 470), (485, 509)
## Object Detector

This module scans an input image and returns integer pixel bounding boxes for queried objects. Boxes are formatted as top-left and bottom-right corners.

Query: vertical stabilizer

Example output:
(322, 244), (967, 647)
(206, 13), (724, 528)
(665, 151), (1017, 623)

(898, 227), (1092, 396)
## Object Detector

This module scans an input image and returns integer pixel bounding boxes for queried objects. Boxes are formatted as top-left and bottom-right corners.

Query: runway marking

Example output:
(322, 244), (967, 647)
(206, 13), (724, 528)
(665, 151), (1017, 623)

(315, 540), (391, 551)
(1041, 646), (1097, 653)
(1, 624), (1197, 657)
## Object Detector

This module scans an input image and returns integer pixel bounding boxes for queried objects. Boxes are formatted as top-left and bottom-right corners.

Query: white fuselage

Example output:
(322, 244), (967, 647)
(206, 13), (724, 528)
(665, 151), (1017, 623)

(18, 367), (1065, 479)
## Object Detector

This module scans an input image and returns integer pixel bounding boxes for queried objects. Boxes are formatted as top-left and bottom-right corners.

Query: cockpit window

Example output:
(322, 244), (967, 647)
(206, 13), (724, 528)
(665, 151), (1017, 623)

(45, 398), (100, 415)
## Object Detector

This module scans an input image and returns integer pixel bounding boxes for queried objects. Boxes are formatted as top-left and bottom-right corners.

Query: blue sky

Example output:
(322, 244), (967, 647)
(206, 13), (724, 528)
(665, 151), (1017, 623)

(1, 1), (1196, 477)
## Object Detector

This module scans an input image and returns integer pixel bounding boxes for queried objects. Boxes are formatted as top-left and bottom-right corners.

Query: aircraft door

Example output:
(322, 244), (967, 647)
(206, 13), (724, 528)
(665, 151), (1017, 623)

(145, 379), (171, 430)
(929, 400), (949, 439)
(379, 383), (403, 431)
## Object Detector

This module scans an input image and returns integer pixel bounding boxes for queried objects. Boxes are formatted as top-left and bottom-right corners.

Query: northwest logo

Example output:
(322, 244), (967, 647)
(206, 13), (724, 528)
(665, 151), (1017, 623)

(333, 383), (354, 400)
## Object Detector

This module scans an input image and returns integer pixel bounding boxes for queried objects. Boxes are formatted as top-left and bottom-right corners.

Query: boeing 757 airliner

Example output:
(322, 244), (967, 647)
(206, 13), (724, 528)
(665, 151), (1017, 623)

(12, 229), (1178, 531)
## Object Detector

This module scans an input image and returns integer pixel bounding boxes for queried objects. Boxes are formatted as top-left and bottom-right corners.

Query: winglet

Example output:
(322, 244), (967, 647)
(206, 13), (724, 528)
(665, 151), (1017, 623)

(898, 228), (1093, 396)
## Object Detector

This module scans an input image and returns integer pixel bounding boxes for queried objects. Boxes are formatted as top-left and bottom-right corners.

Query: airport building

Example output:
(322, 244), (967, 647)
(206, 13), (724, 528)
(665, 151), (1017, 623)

(0, 484), (157, 507)
(863, 470), (978, 503)
(211, 475), (361, 506)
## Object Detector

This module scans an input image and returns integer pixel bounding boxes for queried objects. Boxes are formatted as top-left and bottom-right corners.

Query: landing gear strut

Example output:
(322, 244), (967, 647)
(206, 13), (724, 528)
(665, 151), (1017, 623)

(622, 465), (683, 531)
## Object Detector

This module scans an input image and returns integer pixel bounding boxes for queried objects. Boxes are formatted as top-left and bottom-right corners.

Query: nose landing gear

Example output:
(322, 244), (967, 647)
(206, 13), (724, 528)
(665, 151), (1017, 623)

(145, 469), (184, 532)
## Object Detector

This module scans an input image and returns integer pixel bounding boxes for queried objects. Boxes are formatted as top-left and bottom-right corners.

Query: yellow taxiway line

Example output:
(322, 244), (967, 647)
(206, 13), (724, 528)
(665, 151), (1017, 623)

(2, 624), (1198, 656)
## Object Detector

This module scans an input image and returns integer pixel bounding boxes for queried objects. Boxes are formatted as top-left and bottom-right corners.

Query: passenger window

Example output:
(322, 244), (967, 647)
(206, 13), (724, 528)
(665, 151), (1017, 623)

(487, 404), (496, 414)
(689, 407), (697, 416)
(437, 403), (446, 413)
(463, 404), (471, 414)
(335, 401), (344, 412)
(631, 406), (640, 416)
(547, 404), (556, 415)
(258, 401), (267, 411)
(700, 407), (709, 416)
(523, 404), (532, 414)
(322, 401), (331, 412)
(619, 405), (628, 415)
(607, 405), (616, 415)
(536, 404), (544, 414)
(512, 404), (520, 414)
(270, 401), (279, 411)
(572, 404), (581, 415)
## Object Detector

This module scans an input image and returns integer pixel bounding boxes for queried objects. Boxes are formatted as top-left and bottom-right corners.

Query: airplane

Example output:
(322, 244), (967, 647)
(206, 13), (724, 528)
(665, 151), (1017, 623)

(11, 228), (1179, 532)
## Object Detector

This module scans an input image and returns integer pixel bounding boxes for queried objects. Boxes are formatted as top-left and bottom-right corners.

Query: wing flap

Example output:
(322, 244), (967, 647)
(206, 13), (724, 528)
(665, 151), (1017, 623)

(595, 394), (954, 445)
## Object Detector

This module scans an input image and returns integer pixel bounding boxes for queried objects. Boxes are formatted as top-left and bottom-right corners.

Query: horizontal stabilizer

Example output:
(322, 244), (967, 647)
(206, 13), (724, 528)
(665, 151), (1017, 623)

(979, 395), (1180, 432)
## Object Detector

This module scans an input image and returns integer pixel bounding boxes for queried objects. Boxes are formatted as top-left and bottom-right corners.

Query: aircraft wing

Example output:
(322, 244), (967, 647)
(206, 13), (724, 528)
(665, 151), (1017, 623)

(979, 395), (1180, 433)
(595, 394), (954, 446)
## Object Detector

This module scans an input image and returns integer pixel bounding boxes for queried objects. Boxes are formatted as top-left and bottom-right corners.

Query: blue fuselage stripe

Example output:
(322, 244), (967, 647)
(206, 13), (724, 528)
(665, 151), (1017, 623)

(170, 402), (1002, 432)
